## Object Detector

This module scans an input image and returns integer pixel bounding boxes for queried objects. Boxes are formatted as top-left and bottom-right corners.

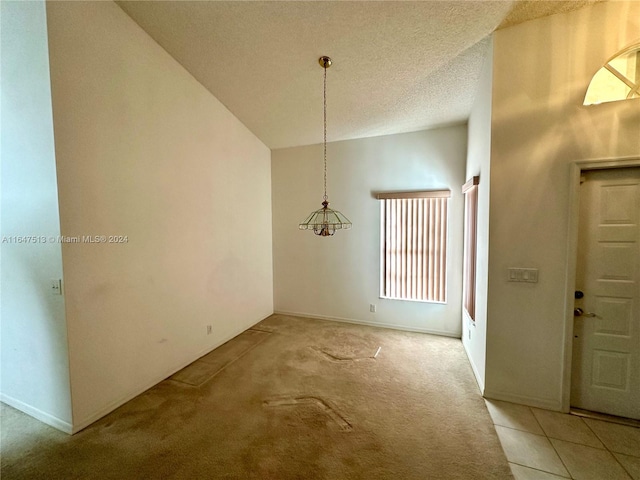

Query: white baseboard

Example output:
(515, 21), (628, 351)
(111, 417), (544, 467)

(462, 341), (485, 394)
(273, 310), (461, 338)
(1, 393), (73, 434)
(483, 389), (562, 411)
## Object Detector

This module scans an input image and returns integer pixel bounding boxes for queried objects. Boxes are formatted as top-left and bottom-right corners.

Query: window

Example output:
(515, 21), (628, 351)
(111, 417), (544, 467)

(584, 41), (640, 105)
(462, 176), (479, 320)
(377, 190), (450, 303)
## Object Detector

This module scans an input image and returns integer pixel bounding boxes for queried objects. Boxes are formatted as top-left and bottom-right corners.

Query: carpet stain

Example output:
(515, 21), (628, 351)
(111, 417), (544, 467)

(310, 346), (381, 362)
(263, 396), (353, 432)
(169, 329), (271, 387)
(248, 326), (276, 333)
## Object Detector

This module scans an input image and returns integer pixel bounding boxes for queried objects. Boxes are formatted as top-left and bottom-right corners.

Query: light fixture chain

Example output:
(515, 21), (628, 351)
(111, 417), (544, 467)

(298, 56), (351, 235)
(323, 63), (328, 202)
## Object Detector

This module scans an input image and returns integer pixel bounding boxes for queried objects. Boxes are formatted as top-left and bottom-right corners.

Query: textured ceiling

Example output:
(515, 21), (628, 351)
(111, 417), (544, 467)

(116, 1), (602, 149)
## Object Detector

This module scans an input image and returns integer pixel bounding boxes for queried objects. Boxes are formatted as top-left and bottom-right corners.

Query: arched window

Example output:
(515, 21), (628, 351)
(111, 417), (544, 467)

(584, 41), (640, 106)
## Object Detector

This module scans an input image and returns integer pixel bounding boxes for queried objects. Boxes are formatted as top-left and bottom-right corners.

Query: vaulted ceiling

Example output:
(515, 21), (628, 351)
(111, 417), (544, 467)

(117, 1), (602, 149)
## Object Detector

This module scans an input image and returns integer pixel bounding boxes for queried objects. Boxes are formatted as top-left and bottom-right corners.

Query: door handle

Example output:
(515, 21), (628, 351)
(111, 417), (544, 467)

(574, 308), (598, 318)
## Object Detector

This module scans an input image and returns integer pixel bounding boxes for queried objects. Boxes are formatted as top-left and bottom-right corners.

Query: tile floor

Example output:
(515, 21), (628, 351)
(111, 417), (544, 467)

(485, 399), (640, 479)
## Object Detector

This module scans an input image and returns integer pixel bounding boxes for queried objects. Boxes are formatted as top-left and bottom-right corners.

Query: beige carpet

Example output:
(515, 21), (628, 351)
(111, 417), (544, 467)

(170, 329), (272, 386)
(1, 315), (513, 479)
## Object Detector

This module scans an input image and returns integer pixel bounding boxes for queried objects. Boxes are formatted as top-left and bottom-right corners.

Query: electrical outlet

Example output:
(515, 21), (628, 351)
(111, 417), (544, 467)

(206, 325), (213, 335)
(50, 278), (62, 295)
(370, 304), (376, 313)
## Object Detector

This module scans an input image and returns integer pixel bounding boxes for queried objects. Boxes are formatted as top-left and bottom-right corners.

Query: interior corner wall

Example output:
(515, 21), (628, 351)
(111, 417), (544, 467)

(272, 126), (466, 336)
(45, 1), (273, 431)
(462, 36), (493, 393)
(485, 1), (640, 409)
(0, 0), (72, 431)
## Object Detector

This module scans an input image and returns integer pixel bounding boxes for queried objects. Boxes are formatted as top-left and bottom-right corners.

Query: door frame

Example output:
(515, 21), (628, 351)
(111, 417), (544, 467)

(562, 155), (640, 412)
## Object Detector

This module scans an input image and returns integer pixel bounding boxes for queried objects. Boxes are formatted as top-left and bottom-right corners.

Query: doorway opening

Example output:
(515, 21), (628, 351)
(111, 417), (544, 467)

(564, 158), (640, 422)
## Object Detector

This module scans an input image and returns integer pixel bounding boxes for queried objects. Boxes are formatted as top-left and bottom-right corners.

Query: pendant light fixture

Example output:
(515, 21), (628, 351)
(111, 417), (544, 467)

(299, 56), (352, 237)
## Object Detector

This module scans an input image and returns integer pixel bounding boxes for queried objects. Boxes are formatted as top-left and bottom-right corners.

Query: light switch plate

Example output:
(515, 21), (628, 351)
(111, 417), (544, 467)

(507, 268), (539, 283)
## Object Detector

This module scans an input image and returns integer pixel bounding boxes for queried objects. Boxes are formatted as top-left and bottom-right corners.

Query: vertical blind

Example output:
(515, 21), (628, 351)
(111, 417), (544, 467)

(378, 191), (450, 303)
(462, 177), (479, 320)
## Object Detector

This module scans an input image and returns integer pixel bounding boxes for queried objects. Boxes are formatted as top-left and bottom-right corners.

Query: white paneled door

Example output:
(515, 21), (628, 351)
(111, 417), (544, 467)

(572, 167), (640, 420)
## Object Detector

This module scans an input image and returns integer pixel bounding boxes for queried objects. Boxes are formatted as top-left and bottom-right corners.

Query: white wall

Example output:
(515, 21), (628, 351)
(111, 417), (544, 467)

(0, 1), (72, 431)
(46, 1), (273, 430)
(485, 1), (640, 409)
(462, 37), (493, 393)
(272, 126), (466, 335)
